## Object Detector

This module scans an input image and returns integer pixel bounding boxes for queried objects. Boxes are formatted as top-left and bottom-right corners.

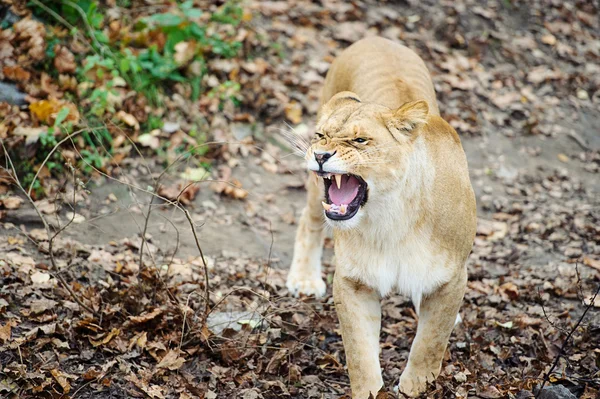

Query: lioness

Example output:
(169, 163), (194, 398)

(286, 37), (477, 397)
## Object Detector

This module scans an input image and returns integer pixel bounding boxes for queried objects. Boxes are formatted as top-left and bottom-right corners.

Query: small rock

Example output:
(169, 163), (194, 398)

(576, 89), (589, 100)
(564, 247), (582, 258)
(516, 390), (534, 399)
(162, 121), (180, 134)
(526, 222), (541, 232)
(454, 371), (467, 383)
(536, 385), (577, 399)
(231, 123), (253, 140)
(0, 82), (27, 106)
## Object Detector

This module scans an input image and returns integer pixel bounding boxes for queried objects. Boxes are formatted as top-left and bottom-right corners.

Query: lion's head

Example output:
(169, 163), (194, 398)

(306, 91), (430, 226)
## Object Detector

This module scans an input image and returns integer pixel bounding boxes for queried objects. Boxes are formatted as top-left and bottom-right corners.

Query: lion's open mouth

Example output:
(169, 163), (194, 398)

(318, 173), (368, 220)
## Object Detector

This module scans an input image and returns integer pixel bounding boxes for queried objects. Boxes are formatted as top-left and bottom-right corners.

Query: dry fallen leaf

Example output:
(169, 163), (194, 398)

(0, 322), (12, 342)
(499, 282), (519, 301)
(31, 271), (51, 284)
(583, 256), (600, 272)
(30, 99), (79, 125)
(50, 369), (71, 393)
(541, 34), (557, 45)
(156, 349), (186, 370)
(65, 212), (85, 224)
(89, 328), (120, 347)
(174, 41), (197, 66)
(129, 308), (163, 324)
(211, 166), (248, 200)
(115, 110), (140, 130)
(2, 65), (31, 82)
(2, 196), (23, 210)
(29, 228), (49, 241)
(13, 18), (46, 60)
(126, 373), (165, 399)
(137, 131), (160, 149)
(53, 45), (76, 73)
(284, 101), (303, 124)
(158, 183), (200, 205)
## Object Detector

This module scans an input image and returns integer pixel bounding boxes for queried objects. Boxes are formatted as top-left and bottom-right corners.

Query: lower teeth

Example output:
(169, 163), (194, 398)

(323, 203), (348, 215)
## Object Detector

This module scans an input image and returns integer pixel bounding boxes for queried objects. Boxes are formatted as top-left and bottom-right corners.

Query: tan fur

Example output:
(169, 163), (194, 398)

(287, 37), (477, 397)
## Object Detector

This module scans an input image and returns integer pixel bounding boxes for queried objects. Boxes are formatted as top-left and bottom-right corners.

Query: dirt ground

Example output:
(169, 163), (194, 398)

(1, 0), (599, 398)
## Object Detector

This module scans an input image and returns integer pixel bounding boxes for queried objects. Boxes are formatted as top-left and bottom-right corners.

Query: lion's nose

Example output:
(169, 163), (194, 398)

(314, 151), (336, 166)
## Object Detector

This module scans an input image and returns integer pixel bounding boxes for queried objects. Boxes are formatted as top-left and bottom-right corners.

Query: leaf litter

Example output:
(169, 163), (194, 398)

(0, 0), (599, 398)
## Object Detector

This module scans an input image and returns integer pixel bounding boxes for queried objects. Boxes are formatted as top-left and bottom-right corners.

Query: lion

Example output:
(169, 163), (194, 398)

(285, 37), (477, 398)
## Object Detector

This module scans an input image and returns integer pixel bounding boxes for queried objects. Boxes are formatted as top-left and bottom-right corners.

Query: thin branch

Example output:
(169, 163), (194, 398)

(27, 127), (91, 196)
(183, 209), (211, 322)
(535, 282), (600, 397)
(1, 141), (96, 315)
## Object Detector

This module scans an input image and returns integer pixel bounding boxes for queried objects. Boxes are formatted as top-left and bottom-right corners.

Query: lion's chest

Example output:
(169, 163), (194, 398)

(335, 231), (452, 313)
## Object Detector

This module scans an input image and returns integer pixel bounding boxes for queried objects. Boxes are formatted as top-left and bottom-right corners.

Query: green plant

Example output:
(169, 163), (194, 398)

(208, 80), (242, 110)
(22, 0), (251, 193)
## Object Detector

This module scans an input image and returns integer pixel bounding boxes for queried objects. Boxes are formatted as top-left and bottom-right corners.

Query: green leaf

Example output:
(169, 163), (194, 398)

(145, 13), (184, 27)
(54, 107), (71, 127)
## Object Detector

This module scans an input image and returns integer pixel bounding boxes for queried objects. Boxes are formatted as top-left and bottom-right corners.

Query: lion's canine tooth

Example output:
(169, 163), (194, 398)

(322, 201), (331, 211)
(340, 204), (347, 214)
(335, 174), (342, 189)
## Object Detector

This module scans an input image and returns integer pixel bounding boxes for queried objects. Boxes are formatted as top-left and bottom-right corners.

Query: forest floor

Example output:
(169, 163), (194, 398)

(1, 0), (599, 398)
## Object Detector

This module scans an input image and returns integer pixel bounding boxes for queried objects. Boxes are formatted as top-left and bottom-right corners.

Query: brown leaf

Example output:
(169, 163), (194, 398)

(0, 321), (12, 342)
(158, 183), (200, 206)
(2, 196), (23, 210)
(30, 228), (49, 241)
(284, 101), (303, 124)
(29, 298), (58, 314)
(515, 315), (544, 327)
(156, 349), (186, 370)
(211, 169), (248, 200)
(90, 328), (120, 347)
(115, 110), (140, 130)
(13, 18), (46, 61)
(478, 386), (503, 398)
(174, 41), (197, 66)
(53, 45), (76, 73)
(499, 282), (519, 301)
(2, 66), (31, 82)
(129, 308), (163, 324)
(126, 373), (165, 399)
(583, 256), (600, 272)
(82, 367), (101, 380)
(50, 369), (71, 393)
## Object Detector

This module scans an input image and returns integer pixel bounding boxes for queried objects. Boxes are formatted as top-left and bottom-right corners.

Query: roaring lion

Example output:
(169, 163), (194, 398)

(286, 37), (477, 397)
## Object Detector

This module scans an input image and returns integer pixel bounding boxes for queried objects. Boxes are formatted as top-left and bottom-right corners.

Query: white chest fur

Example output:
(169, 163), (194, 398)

(332, 138), (453, 312)
(335, 227), (453, 313)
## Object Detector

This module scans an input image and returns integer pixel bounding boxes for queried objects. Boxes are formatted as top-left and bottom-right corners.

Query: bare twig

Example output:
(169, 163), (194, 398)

(1, 141), (96, 315)
(183, 208), (211, 322)
(27, 127), (92, 196)
(535, 282), (600, 397)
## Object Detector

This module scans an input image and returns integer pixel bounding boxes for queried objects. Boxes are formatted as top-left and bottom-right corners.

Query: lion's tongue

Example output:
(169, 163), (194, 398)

(329, 175), (360, 205)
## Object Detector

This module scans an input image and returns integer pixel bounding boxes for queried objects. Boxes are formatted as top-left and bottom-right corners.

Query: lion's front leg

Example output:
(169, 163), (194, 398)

(286, 173), (326, 297)
(398, 268), (467, 397)
(334, 273), (383, 399)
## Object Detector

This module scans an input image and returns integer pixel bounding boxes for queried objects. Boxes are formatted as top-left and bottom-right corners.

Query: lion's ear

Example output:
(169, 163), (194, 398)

(383, 100), (429, 141)
(318, 91), (361, 121)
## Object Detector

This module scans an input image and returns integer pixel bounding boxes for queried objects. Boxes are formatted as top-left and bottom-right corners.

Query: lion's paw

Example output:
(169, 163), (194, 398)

(286, 274), (326, 298)
(397, 370), (435, 398)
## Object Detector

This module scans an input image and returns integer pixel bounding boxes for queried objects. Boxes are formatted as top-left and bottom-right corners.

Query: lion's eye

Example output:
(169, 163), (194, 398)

(314, 133), (324, 140)
(353, 137), (368, 144)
